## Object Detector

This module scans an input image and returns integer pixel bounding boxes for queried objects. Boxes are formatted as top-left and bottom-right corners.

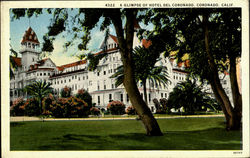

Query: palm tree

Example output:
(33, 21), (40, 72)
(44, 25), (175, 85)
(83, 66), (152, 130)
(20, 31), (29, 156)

(167, 79), (214, 114)
(24, 80), (53, 114)
(111, 46), (170, 105)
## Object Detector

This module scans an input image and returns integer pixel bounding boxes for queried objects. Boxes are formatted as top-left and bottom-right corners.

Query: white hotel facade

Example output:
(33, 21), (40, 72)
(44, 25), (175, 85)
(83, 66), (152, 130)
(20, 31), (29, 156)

(10, 27), (233, 111)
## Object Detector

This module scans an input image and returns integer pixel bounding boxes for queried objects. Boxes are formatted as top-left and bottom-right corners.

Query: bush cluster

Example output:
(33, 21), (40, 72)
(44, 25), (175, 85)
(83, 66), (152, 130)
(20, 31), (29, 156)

(107, 100), (125, 115)
(42, 96), (89, 118)
(10, 88), (93, 118)
(90, 107), (100, 116)
(10, 97), (25, 116)
(125, 106), (136, 115)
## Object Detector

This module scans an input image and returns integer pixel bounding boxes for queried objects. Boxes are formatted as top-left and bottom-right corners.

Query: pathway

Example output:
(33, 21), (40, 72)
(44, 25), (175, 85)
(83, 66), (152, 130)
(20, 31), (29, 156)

(10, 114), (224, 122)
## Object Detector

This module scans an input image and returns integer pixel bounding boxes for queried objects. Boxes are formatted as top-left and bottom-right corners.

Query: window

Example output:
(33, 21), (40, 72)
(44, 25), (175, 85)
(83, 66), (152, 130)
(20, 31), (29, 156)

(120, 94), (123, 102)
(40, 73), (42, 76)
(104, 80), (106, 90)
(57, 81), (59, 84)
(97, 81), (100, 90)
(127, 94), (129, 102)
(44, 73), (46, 76)
(69, 79), (71, 82)
(75, 84), (77, 90)
(86, 76), (88, 79)
(165, 93), (167, 98)
(149, 93), (151, 102)
(78, 77), (80, 81)
(83, 76), (85, 80)
(64, 80), (66, 83)
(98, 96), (100, 105)
(109, 94), (112, 101)
(48, 73), (50, 76)
(97, 72), (100, 76)
(161, 93), (163, 98)
(72, 76), (74, 79)
(103, 71), (106, 75)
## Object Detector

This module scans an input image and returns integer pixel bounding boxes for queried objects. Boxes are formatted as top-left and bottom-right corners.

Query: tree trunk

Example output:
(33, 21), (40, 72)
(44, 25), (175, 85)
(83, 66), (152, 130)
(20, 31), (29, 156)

(123, 60), (162, 136)
(142, 79), (148, 106)
(229, 56), (242, 129)
(39, 98), (42, 115)
(209, 79), (231, 125)
(203, 13), (238, 130)
(111, 9), (163, 136)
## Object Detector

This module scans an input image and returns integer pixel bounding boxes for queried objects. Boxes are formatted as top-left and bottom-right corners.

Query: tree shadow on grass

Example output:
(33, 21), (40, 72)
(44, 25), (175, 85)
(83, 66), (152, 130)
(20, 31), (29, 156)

(10, 122), (25, 127)
(36, 127), (241, 150)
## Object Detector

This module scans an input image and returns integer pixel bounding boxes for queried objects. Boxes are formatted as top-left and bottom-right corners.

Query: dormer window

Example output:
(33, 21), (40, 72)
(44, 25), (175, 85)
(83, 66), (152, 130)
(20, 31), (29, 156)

(29, 35), (32, 39)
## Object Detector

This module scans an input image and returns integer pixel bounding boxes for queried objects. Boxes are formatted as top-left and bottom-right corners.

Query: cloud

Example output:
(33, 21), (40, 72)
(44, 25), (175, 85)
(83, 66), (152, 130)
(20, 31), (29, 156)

(48, 35), (79, 66)
(88, 29), (105, 51)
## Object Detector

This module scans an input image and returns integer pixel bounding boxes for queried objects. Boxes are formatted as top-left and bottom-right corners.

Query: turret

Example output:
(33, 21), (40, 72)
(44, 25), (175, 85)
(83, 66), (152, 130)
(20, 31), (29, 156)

(19, 27), (41, 71)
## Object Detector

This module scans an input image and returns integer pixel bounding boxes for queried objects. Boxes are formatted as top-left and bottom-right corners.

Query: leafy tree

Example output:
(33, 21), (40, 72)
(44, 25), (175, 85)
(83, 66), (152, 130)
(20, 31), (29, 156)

(60, 86), (72, 98)
(75, 89), (92, 107)
(110, 46), (170, 105)
(24, 80), (53, 114)
(9, 48), (19, 79)
(11, 8), (164, 135)
(141, 8), (242, 130)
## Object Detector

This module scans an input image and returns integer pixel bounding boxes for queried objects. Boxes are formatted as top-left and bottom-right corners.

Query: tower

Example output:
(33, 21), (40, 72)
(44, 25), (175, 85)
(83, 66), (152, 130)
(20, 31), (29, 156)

(20, 27), (41, 71)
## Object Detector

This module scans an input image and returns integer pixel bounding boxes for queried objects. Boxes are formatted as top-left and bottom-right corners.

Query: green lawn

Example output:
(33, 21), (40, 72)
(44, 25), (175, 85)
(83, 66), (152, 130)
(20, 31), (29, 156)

(10, 117), (242, 150)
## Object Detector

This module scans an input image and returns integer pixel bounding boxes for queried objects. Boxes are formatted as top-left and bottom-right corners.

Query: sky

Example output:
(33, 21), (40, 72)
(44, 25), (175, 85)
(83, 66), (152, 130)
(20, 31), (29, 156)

(10, 9), (154, 66)
(9, 9), (117, 66)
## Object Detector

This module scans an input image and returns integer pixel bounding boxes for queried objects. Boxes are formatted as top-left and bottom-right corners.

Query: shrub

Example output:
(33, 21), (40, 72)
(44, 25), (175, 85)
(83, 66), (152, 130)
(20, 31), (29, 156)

(10, 98), (25, 116)
(153, 98), (161, 111)
(107, 100), (125, 115)
(155, 109), (166, 114)
(159, 98), (171, 114)
(125, 106), (136, 115)
(75, 89), (92, 107)
(42, 94), (56, 117)
(49, 97), (89, 118)
(60, 86), (72, 98)
(24, 98), (40, 116)
(90, 107), (100, 116)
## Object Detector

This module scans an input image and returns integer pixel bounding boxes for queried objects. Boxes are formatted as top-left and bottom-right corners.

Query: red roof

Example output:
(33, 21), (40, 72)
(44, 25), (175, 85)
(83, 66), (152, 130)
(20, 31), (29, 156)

(184, 60), (190, 68)
(95, 47), (119, 56)
(11, 56), (22, 67)
(142, 39), (152, 48)
(224, 70), (229, 75)
(57, 60), (87, 71)
(27, 68), (54, 72)
(177, 62), (183, 67)
(109, 34), (118, 43)
(21, 27), (40, 44)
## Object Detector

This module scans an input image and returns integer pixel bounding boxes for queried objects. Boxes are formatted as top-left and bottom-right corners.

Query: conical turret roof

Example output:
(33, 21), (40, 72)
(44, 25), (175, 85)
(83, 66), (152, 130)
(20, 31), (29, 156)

(21, 27), (40, 44)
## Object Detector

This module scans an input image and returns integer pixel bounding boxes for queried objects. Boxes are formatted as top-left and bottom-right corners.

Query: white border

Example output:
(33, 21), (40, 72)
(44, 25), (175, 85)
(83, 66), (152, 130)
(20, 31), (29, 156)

(1, 1), (249, 158)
